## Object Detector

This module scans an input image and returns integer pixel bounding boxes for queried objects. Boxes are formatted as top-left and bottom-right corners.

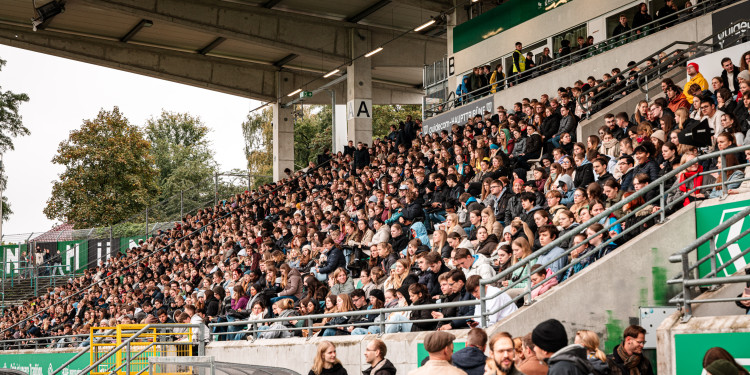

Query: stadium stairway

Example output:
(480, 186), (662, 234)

(1, 277), (54, 308)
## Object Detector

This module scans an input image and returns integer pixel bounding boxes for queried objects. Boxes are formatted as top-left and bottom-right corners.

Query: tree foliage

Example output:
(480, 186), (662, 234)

(145, 110), (216, 220)
(44, 107), (160, 228)
(0, 58), (31, 221)
(242, 107), (273, 188)
(294, 105), (332, 167)
(372, 105), (422, 139)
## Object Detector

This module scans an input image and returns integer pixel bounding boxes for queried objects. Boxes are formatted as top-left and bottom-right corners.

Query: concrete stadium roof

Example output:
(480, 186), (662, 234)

(0, 0), (449, 102)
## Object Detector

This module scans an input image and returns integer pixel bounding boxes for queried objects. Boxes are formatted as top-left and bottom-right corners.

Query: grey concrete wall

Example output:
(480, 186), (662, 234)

(207, 330), (470, 375)
(657, 313), (750, 375)
(576, 67), (686, 142)
(489, 14), (711, 117)
(484, 202), (697, 353)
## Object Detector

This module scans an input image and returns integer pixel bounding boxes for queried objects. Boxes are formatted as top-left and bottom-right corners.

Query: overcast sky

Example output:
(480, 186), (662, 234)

(0, 45), (261, 238)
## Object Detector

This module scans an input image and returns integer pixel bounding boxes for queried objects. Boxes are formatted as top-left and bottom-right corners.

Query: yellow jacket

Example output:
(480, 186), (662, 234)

(683, 72), (708, 104)
(490, 71), (504, 93)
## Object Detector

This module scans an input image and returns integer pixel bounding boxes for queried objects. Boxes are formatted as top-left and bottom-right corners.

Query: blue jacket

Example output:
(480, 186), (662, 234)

(410, 222), (430, 246)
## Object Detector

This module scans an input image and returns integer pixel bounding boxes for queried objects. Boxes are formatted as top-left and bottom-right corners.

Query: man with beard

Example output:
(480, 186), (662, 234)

(484, 332), (524, 375)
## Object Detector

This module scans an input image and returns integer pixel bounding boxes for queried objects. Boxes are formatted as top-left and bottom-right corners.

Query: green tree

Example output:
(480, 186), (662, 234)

(242, 107), (273, 188)
(44, 107), (160, 228)
(372, 104), (422, 139)
(145, 110), (216, 220)
(0, 58), (31, 221)
(294, 105), (332, 167)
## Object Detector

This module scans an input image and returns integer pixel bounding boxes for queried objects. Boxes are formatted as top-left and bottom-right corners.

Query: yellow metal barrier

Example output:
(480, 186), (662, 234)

(90, 325), (193, 375)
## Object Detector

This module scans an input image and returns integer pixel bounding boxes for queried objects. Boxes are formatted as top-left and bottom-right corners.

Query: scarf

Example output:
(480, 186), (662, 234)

(678, 165), (703, 206)
(617, 344), (641, 375)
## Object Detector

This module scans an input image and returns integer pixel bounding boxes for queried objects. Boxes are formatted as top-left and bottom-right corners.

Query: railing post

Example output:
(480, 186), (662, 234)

(378, 312), (385, 335)
(709, 237), (718, 278)
(659, 182), (666, 223)
(719, 153), (727, 197)
(479, 285), (487, 328)
(127, 341), (131, 375)
(198, 325), (205, 356)
(307, 318), (313, 338)
(681, 253), (693, 322)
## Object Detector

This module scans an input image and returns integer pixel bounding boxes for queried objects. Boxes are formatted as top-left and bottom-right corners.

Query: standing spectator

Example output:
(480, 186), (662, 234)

(656, 0), (677, 29)
(309, 341), (348, 375)
(452, 328), (488, 375)
(606, 325), (653, 375)
(632, 3), (653, 32)
(536, 47), (553, 74)
(612, 14), (631, 38)
(484, 332), (524, 375)
(721, 58), (740, 96)
(362, 338), (397, 375)
(532, 319), (593, 375)
(407, 331), (467, 375)
(354, 142), (371, 170)
(574, 330), (610, 374)
(511, 42), (526, 86)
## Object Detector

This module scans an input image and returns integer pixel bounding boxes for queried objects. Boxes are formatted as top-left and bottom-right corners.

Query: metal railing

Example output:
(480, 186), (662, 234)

(667, 206), (750, 322)
(196, 145), (750, 334)
(424, 0), (736, 118)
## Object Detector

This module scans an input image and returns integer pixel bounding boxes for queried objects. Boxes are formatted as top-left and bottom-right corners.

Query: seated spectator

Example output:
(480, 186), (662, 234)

(467, 275), (518, 325)
(529, 264), (558, 299)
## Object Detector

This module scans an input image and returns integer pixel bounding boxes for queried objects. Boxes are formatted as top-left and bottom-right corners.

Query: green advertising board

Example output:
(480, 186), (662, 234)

(1, 244), (29, 277)
(675, 332), (750, 374)
(695, 200), (750, 277)
(0, 351), (89, 375)
(416, 341), (465, 367)
(452, 0), (574, 53)
(57, 241), (88, 275)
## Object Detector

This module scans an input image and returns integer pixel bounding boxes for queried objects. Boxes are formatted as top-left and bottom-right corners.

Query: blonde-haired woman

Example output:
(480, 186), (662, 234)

(481, 207), (503, 238)
(444, 213), (467, 238)
(308, 340), (347, 375)
(574, 330), (609, 373)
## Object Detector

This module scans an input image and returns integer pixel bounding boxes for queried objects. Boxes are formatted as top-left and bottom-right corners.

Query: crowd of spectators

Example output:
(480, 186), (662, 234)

(1, 29), (749, 354)
(450, 0), (728, 112)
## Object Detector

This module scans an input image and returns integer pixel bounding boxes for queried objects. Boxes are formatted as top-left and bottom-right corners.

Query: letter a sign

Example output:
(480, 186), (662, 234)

(347, 99), (372, 120)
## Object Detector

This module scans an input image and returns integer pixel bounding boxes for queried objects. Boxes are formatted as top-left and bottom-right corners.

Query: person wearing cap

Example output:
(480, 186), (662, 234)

(606, 325), (654, 375)
(684, 62), (708, 105)
(407, 331), (467, 375)
(706, 359), (741, 375)
(531, 319), (593, 375)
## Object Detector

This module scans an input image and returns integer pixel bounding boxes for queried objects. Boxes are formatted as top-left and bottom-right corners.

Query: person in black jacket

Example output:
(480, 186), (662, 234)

(573, 155), (595, 189)
(408, 283), (437, 332)
(452, 328), (488, 375)
(353, 142), (370, 170)
(720, 58), (740, 96)
(632, 143), (660, 183)
(312, 239), (346, 282)
(363, 339), (397, 375)
(656, 0), (677, 29)
(416, 251), (449, 297)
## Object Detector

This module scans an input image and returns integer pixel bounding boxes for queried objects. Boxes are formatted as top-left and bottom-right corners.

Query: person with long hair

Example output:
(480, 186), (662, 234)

(431, 230), (451, 261)
(384, 259), (415, 291)
(501, 237), (536, 300)
(481, 207), (504, 239)
(321, 294), (355, 337)
(308, 341), (347, 375)
(574, 330), (609, 373)
(709, 153), (745, 198)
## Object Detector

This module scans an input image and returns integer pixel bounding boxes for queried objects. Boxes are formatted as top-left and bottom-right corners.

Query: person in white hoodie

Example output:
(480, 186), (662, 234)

(453, 248), (496, 280)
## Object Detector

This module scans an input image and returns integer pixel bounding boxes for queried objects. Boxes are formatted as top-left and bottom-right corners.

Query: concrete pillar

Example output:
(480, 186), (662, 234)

(273, 71), (295, 181)
(346, 29), (373, 147)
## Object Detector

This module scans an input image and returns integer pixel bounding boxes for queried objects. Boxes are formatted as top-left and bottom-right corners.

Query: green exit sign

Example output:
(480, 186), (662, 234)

(300, 91), (313, 98)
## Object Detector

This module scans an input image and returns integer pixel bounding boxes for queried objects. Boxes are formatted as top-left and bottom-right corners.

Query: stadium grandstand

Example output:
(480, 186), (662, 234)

(1, 0), (750, 375)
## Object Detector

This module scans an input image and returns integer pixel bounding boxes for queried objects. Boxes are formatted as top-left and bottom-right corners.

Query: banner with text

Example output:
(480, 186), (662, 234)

(0, 351), (90, 375)
(695, 200), (750, 278)
(422, 95), (494, 135)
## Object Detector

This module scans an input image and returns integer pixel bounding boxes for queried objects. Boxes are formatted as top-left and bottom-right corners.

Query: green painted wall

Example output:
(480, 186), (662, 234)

(452, 0), (574, 53)
(417, 341), (465, 367)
